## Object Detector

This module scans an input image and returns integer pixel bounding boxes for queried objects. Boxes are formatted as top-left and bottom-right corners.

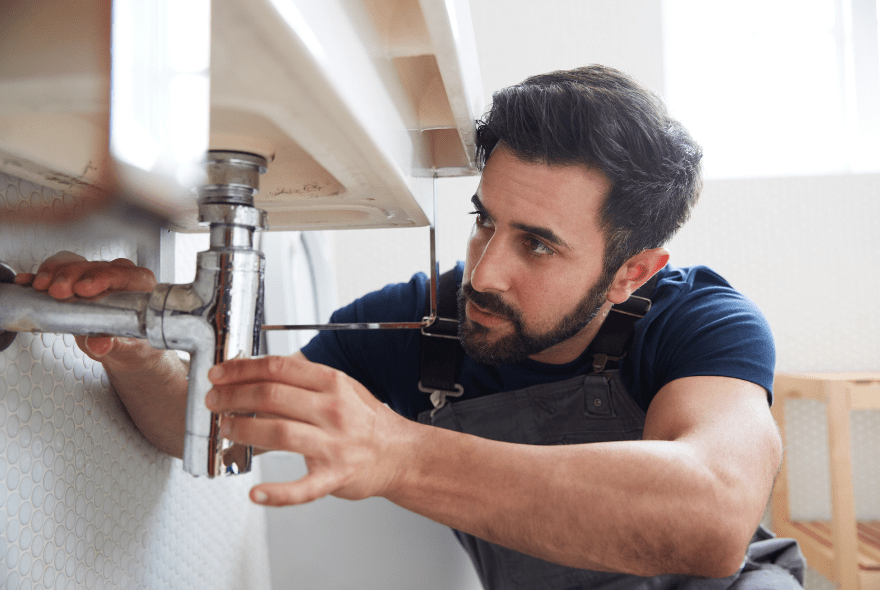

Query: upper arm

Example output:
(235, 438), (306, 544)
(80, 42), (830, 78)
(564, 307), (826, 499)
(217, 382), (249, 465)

(643, 376), (782, 530)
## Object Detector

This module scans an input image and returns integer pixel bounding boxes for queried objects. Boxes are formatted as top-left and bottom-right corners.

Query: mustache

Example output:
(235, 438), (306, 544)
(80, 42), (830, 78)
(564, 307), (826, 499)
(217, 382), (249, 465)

(460, 283), (518, 321)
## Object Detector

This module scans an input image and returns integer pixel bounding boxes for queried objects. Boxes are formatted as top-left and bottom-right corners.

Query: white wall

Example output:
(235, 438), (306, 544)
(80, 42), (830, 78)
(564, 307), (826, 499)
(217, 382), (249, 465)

(666, 173), (880, 374)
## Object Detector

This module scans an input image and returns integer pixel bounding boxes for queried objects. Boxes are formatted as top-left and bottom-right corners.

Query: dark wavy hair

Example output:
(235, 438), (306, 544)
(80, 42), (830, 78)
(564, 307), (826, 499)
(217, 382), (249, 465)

(475, 65), (703, 276)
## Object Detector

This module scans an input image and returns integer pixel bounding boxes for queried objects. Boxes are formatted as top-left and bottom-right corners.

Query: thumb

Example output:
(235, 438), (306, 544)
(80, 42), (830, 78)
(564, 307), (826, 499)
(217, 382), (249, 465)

(78, 335), (116, 359)
(75, 335), (166, 373)
(249, 472), (338, 507)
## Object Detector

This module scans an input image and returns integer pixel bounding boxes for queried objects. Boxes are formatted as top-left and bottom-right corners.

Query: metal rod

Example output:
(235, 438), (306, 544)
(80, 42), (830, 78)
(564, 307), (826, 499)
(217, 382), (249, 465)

(261, 174), (442, 332)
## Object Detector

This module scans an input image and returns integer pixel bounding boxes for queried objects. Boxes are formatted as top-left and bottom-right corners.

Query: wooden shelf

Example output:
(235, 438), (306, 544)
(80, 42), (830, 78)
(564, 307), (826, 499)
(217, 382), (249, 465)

(772, 373), (880, 590)
(785, 521), (880, 569)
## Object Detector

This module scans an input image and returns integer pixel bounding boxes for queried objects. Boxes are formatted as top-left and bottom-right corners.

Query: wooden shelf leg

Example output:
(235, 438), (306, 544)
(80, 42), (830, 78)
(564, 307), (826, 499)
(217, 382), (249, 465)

(771, 396), (793, 532)
(826, 380), (860, 590)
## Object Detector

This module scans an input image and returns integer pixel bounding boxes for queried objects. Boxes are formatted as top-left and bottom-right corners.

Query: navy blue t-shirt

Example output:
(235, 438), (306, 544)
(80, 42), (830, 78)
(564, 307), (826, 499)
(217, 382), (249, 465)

(301, 263), (776, 419)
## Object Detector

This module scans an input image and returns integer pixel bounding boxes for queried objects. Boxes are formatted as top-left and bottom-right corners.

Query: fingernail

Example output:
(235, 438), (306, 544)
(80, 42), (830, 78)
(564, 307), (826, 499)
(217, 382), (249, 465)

(205, 389), (218, 408)
(252, 490), (268, 503)
(83, 336), (111, 357)
(208, 365), (223, 381)
(220, 421), (231, 437)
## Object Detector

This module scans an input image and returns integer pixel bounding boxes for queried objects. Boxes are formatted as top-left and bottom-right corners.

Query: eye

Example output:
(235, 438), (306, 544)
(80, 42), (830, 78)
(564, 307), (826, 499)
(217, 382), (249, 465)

(469, 210), (493, 229)
(525, 237), (554, 256)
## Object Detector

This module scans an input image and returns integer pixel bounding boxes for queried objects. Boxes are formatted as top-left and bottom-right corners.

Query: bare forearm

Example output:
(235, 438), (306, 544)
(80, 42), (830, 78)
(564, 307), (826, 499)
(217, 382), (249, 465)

(17, 255), (190, 458)
(203, 358), (778, 577)
(103, 345), (189, 458)
(385, 422), (753, 578)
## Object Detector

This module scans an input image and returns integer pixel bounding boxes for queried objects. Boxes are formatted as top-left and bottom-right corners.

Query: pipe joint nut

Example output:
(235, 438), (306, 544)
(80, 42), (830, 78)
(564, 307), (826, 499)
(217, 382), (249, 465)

(198, 204), (268, 231)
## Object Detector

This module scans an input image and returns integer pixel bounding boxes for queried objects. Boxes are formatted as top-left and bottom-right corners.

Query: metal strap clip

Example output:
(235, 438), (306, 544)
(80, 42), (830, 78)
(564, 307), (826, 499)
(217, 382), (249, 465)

(592, 353), (623, 374)
(611, 294), (652, 318)
(420, 317), (460, 339)
(418, 381), (464, 416)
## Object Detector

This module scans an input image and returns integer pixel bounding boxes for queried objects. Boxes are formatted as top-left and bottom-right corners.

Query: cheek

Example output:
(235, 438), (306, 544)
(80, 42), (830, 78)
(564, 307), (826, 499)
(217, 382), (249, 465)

(523, 272), (592, 319)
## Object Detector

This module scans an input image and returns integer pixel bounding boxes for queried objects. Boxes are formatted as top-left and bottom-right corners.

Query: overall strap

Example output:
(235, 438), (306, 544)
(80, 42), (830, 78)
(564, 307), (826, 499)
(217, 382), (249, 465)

(589, 273), (659, 373)
(418, 270), (465, 408)
(418, 271), (661, 398)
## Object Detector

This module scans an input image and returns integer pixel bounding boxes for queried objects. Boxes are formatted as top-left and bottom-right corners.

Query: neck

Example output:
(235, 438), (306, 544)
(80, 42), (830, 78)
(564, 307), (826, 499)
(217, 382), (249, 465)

(527, 301), (613, 365)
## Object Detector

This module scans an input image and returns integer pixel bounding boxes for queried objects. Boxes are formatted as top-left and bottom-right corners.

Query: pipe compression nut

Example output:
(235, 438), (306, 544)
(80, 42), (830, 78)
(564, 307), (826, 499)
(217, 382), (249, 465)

(198, 152), (268, 206)
(197, 204), (268, 230)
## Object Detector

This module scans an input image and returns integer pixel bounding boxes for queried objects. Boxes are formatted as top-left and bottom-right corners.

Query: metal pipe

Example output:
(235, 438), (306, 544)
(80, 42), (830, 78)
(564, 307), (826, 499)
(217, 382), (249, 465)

(0, 286), (150, 339)
(0, 150), (268, 478)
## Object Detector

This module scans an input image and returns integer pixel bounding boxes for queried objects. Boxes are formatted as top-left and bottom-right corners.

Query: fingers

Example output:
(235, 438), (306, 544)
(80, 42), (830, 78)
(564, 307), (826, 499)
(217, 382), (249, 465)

(208, 354), (334, 392)
(14, 251), (83, 288)
(220, 415), (328, 456)
(249, 474), (339, 507)
(206, 379), (324, 425)
(13, 273), (35, 286)
(29, 251), (87, 293)
(207, 355), (396, 506)
(24, 252), (156, 299)
(221, 416), (350, 506)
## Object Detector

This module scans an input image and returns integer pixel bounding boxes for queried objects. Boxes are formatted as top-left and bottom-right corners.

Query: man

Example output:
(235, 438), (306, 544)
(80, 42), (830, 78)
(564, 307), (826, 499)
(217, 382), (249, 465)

(19, 66), (804, 588)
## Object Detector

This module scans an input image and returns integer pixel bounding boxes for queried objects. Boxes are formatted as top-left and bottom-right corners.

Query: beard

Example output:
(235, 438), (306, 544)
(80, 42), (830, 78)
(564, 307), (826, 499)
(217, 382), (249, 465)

(457, 272), (614, 366)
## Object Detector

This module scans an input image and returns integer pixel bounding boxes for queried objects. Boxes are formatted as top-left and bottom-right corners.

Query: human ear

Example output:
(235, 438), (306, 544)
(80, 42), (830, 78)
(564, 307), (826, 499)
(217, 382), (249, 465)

(605, 248), (670, 304)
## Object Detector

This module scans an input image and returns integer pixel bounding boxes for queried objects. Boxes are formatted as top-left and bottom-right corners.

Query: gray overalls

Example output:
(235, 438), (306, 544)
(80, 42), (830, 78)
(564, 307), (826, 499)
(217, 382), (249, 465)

(416, 272), (805, 590)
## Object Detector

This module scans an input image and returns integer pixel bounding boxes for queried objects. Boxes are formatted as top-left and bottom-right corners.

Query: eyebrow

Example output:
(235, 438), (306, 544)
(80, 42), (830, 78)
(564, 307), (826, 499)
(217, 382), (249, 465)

(471, 194), (572, 250)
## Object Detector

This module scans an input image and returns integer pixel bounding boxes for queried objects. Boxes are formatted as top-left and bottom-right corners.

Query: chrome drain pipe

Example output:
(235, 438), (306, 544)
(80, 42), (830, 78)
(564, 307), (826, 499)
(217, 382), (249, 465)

(0, 150), (268, 478)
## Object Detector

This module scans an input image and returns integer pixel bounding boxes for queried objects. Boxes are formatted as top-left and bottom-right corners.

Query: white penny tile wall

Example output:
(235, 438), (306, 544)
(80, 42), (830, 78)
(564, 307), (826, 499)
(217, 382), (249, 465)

(0, 171), (271, 590)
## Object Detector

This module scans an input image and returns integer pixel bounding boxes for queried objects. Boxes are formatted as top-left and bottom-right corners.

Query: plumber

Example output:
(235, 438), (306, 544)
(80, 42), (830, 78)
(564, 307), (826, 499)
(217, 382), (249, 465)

(17, 65), (806, 589)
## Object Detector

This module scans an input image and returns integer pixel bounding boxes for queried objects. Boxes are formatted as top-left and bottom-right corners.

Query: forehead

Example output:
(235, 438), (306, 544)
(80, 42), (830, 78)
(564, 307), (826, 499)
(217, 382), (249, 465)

(477, 147), (611, 244)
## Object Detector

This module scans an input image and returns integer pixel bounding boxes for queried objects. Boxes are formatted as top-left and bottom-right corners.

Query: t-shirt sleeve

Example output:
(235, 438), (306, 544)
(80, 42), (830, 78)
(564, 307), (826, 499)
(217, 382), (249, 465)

(635, 267), (777, 406)
(300, 272), (428, 406)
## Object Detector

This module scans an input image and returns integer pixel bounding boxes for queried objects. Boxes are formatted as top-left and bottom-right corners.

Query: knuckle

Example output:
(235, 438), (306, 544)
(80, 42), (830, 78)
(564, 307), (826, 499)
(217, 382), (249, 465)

(321, 366), (345, 391)
(275, 421), (299, 449)
(51, 263), (82, 281)
(138, 267), (157, 287)
(222, 417), (237, 438)
(265, 355), (287, 378)
(127, 264), (157, 290)
(322, 398), (344, 428)
(262, 382), (287, 410)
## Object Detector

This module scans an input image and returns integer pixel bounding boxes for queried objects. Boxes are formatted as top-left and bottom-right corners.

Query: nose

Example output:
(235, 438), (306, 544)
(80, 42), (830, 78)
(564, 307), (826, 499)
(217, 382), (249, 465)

(468, 233), (512, 294)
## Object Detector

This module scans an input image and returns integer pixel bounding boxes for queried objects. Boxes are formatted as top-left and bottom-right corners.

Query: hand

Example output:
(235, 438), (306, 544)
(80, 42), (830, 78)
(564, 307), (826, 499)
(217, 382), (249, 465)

(206, 354), (406, 506)
(14, 251), (164, 370)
